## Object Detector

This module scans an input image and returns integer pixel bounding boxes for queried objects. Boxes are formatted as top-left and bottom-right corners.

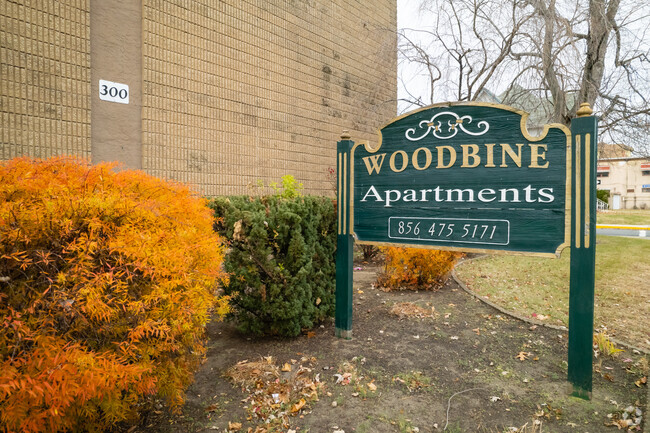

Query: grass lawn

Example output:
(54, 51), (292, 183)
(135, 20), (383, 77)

(455, 235), (650, 351)
(597, 209), (650, 225)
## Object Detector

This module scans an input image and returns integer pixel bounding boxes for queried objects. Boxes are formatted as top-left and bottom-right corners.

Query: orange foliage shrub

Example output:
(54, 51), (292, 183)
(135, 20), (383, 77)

(378, 247), (462, 290)
(0, 157), (228, 432)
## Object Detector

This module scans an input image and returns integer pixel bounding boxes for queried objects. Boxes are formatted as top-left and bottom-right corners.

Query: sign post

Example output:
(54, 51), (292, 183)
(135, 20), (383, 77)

(335, 132), (354, 339)
(336, 102), (598, 397)
(568, 104), (598, 398)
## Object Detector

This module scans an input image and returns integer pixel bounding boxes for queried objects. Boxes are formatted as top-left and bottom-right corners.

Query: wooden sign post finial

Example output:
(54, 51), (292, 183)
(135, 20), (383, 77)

(577, 103), (593, 118)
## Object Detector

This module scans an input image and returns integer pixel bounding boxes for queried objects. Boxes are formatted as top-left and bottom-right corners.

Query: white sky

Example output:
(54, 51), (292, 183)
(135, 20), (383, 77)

(396, 0), (427, 114)
(394, 0), (650, 153)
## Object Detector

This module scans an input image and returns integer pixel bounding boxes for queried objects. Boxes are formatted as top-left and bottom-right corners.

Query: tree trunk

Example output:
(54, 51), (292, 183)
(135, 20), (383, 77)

(576, 0), (620, 117)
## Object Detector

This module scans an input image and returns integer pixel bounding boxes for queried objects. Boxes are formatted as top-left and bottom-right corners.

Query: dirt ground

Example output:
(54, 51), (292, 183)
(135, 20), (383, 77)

(122, 264), (648, 433)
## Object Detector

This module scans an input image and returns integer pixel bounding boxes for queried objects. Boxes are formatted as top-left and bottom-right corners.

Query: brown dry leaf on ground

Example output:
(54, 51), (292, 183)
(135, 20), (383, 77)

(389, 302), (436, 320)
(333, 358), (380, 398)
(204, 403), (219, 413)
(227, 358), (279, 389)
(515, 351), (529, 361)
(228, 421), (242, 431)
(239, 427), (271, 433)
(634, 376), (647, 387)
(224, 356), (322, 432)
(290, 398), (306, 413)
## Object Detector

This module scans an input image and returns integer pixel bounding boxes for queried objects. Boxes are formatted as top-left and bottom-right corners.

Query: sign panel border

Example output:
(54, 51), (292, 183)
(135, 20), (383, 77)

(348, 102), (573, 258)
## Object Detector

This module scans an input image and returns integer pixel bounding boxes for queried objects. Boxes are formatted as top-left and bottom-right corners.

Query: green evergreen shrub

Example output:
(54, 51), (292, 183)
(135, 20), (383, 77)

(210, 195), (336, 336)
(597, 189), (609, 204)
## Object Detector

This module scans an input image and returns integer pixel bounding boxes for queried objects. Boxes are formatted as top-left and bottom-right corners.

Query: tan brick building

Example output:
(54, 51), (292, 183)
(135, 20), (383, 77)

(596, 144), (650, 209)
(1, 0), (397, 195)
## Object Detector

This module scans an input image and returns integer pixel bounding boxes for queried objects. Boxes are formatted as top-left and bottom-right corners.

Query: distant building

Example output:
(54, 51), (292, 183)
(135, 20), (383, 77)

(597, 144), (650, 209)
(1, 0), (397, 195)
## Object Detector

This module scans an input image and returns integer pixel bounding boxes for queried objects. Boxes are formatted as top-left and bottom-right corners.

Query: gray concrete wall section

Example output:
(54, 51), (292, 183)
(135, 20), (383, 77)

(90, 0), (142, 169)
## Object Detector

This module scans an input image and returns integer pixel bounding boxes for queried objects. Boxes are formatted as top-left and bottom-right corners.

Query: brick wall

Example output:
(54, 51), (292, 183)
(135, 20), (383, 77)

(0, 0), (91, 160)
(142, 0), (396, 195)
(2, 0), (397, 196)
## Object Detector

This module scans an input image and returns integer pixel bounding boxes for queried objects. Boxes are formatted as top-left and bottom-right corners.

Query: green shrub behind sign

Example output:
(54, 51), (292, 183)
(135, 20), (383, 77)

(210, 195), (336, 336)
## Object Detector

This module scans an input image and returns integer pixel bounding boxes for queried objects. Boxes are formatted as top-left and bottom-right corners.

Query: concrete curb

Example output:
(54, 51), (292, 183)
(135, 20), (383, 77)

(596, 224), (650, 230)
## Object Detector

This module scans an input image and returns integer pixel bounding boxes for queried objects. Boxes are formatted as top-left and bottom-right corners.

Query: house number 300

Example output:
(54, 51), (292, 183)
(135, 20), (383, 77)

(98, 79), (129, 104)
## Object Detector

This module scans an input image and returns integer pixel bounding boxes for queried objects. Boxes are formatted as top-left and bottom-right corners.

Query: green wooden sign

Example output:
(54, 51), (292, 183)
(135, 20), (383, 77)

(336, 102), (599, 399)
(352, 103), (570, 256)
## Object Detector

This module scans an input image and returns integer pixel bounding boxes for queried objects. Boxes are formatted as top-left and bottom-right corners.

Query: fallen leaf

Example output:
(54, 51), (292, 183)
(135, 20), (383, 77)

(614, 419), (633, 428)
(515, 352), (529, 361)
(334, 372), (352, 385)
(489, 396), (501, 402)
(281, 363), (292, 372)
(291, 398), (306, 413)
(228, 421), (242, 432)
(307, 331), (316, 339)
(472, 328), (480, 335)
(205, 403), (219, 412)
(367, 381), (377, 391)
(602, 373), (614, 382)
(316, 297), (321, 305)
(635, 376), (647, 387)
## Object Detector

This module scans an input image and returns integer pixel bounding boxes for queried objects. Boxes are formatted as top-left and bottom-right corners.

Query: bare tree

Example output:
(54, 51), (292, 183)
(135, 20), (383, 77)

(399, 0), (650, 155)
